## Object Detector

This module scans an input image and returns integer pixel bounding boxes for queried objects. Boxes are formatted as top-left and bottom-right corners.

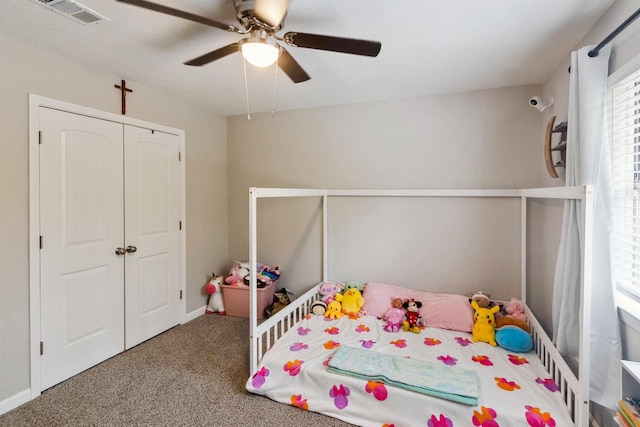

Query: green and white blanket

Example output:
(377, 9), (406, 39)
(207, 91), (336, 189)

(328, 345), (479, 405)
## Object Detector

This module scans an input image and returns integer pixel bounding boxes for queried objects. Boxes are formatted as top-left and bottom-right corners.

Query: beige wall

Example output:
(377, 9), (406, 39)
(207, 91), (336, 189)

(227, 86), (547, 300)
(0, 34), (228, 402)
(541, 0), (640, 360)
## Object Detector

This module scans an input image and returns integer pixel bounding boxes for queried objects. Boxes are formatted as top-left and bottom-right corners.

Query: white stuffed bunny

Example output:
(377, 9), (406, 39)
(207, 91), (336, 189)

(205, 275), (226, 314)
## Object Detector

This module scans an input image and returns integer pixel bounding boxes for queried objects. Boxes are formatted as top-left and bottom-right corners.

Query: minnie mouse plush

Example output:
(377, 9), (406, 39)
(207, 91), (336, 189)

(402, 299), (425, 334)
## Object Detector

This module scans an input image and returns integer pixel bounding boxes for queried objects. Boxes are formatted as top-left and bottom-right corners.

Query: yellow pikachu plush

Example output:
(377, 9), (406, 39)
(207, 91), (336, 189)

(471, 300), (500, 346)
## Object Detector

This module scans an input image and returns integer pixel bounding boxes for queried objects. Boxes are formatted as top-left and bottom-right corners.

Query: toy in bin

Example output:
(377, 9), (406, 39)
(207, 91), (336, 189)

(225, 260), (280, 288)
(243, 265), (281, 288)
(205, 274), (225, 315)
(225, 261), (251, 286)
(222, 261), (280, 319)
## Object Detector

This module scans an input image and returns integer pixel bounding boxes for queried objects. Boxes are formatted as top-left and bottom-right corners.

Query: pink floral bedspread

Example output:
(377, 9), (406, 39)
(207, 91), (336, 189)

(246, 314), (573, 427)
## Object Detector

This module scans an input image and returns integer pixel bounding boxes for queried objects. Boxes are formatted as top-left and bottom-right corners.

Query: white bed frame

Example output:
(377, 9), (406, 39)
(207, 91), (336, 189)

(247, 186), (593, 427)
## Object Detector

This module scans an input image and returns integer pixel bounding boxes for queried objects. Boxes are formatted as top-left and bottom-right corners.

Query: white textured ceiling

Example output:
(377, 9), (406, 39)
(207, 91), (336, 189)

(0, 0), (615, 116)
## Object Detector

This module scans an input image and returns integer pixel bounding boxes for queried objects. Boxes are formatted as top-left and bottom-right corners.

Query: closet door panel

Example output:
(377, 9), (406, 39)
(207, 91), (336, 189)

(39, 108), (125, 390)
(124, 126), (182, 349)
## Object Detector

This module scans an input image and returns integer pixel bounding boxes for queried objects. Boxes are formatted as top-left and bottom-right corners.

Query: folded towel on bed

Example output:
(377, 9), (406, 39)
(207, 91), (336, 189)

(327, 345), (479, 405)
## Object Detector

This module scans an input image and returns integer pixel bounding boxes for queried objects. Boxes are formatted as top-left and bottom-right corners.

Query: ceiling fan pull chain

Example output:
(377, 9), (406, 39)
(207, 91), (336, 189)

(243, 57), (252, 120)
(271, 55), (279, 117)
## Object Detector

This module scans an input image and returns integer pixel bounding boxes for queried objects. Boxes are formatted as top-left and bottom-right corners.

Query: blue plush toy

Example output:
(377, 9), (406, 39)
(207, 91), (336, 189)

(495, 325), (533, 353)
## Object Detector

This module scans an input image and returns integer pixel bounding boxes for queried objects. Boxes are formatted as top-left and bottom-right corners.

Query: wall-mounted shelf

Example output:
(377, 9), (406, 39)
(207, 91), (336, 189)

(544, 116), (567, 178)
(622, 360), (640, 400)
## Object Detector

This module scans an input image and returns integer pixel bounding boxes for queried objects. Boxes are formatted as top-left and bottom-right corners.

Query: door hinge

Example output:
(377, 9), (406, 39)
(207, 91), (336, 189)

(39, 236), (43, 249)
(179, 290), (183, 300)
(179, 220), (182, 230)
(38, 131), (42, 145)
(40, 341), (44, 355)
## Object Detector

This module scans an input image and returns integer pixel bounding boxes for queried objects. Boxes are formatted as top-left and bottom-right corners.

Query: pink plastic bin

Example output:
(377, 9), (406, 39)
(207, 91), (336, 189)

(221, 281), (276, 319)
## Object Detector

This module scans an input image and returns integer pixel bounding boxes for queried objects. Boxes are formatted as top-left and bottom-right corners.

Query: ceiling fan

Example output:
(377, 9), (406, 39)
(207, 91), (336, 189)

(115, 0), (382, 83)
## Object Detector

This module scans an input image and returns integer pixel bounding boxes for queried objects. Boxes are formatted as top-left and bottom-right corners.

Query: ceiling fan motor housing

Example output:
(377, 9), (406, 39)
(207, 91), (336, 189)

(234, 0), (283, 32)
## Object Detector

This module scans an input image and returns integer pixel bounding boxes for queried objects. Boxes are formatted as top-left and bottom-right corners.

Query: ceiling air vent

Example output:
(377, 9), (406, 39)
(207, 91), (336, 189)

(30, 0), (110, 24)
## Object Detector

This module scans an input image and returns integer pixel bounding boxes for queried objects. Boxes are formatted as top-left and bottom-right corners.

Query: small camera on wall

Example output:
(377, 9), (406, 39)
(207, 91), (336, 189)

(529, 96), (553, 112)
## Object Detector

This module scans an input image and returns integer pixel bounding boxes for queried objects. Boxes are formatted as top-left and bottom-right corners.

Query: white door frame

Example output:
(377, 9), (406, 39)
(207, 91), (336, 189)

(28, 94), (186, 398)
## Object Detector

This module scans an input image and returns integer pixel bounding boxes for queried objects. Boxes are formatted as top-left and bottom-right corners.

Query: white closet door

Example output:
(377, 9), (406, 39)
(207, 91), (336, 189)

(124, 126), (182, 349)
(39, 108), (125, 390)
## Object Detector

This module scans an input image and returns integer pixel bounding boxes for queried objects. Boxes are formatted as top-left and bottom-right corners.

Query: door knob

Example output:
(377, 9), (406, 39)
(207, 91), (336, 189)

(126, 245), (137, 253)
(115, 247), (126, 255)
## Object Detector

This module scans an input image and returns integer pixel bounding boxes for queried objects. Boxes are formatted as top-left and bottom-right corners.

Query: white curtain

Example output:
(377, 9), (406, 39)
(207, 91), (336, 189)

(552, 44), (621, 409)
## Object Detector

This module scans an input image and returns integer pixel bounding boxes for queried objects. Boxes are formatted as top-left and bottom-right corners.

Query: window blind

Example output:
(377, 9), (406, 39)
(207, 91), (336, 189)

(611, 67), (640, 301)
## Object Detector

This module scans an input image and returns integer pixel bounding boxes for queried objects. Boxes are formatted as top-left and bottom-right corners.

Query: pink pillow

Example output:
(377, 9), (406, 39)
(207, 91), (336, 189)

(362, 282), (474, 332)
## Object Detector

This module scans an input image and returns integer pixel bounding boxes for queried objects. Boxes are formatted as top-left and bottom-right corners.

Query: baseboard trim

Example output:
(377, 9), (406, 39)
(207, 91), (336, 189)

(0, 388), (32, 416)
(183, 305), (206, 324)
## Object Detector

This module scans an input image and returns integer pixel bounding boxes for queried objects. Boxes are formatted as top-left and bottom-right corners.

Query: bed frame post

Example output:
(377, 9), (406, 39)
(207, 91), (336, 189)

(249, 187), (258, 371)
(520, 193), (527, 305)
(578, 185), (594, 426)
(322, 193), (328, 281)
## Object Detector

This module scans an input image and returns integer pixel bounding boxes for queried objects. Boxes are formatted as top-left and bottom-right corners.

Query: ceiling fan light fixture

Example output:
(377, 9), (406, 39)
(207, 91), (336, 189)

(240, 37), (280, 67)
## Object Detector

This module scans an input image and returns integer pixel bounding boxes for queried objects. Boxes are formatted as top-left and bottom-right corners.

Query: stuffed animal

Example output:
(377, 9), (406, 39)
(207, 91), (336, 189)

(336, 287), (364, 316)
(225, 261), (250, 286)
(382, 297), (406, 332)
(471, 300), (500, 346)
(205, 274), (226, 315)
(310, 300), (327, 316)
(267, 291), (290, 317)
(496, 316), (530, 333)
(318, 281), (343, 304)
(495, 326), (533, 352)
(504, 297), (526, 321)
(469, 291), (493, 308)
(402, 299), (425, 333)
(324, 300), (343, 319)
(343, 281), (363, 291)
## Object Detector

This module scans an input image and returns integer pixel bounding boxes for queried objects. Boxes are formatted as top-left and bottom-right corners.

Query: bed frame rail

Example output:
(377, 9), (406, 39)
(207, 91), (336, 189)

(253, 286), (320, 365)
(526, 305), (582, 424)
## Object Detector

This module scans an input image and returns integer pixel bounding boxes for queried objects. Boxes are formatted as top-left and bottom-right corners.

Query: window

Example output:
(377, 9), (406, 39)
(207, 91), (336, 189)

(611, 66), (640, 310)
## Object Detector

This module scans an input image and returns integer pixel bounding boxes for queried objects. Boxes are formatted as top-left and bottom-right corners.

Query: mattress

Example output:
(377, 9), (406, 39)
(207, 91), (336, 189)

(246, 313), (573, 427)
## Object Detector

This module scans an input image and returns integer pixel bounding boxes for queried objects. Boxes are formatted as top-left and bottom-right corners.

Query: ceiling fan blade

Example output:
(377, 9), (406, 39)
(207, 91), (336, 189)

(284, 32), (381, 57)
(254, 0), (289, 28)
(115, 0), (236, 32)
(278, 48), (310, 83)
(184, 43), (239, 66)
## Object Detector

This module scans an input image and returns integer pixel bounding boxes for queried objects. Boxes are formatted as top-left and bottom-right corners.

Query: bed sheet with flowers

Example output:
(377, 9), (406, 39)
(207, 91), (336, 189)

(246, 313), (572, 427)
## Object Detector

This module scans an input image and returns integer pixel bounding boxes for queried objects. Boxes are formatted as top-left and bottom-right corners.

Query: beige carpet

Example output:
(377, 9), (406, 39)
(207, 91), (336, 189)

(1, 314), (354, 427)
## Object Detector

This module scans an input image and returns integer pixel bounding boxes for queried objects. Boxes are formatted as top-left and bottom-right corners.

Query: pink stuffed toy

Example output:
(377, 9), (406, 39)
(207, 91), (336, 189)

(225, 261), (250, 286)
(505, 297), (526, 321)
(318, 281), (343, 304)
(382, 297), (406, 332)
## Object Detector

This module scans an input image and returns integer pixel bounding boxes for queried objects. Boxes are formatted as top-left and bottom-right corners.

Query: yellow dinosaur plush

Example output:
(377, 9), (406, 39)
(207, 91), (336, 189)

(336, 288), (364, 316)
(471, 300), (500, 346)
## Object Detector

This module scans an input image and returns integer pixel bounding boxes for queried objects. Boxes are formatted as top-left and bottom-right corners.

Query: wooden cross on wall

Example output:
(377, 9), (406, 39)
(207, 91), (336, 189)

(114, 80), (133, 115)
